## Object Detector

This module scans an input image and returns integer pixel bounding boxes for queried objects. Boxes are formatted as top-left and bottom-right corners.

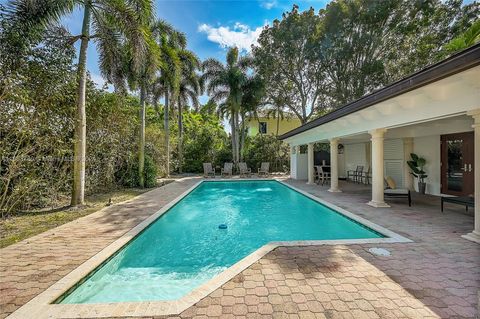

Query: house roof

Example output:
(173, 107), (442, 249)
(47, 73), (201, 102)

(279, 43), (480, 140)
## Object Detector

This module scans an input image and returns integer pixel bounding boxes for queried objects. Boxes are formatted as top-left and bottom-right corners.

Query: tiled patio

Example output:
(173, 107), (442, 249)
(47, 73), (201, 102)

(1, 178), (479, 318)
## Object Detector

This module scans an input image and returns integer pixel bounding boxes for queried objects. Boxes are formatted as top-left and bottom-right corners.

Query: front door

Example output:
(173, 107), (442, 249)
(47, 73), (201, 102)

(441, 132), (475, 196)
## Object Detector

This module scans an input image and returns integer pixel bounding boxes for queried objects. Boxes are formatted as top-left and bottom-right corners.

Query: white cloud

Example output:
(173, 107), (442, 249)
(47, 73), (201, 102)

(198, 22), (264, 52)
(260, 0), (278, 9)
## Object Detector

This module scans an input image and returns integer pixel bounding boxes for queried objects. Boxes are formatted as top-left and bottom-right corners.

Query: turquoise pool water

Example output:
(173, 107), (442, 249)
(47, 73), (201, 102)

(59, 181), (383, 304)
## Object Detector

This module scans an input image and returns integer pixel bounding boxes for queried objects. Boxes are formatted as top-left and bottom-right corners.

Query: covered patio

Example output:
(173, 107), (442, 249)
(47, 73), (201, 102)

(283, 44), (480, 244)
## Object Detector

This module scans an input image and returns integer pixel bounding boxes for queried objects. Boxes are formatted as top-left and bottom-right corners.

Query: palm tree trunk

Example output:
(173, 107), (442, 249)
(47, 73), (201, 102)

(164, 89), (170, 177)
(138, 82), (146, 187)
(71, 3), (91, 207)
(239, 114), (245, 162)
(178, 100), (183, 174)
(276, 108), (280, 136)
(234, 111), (240, 164)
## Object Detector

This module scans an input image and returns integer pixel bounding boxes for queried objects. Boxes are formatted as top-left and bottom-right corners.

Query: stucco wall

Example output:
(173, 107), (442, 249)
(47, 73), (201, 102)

(247, 117), (302, 136)
(413, 136), (441, 196)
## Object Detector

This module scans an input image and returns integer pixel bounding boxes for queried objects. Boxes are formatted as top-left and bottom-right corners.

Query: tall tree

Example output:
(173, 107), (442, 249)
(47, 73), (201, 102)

(151, 26), (186, 176)
(5, 0), (153, 206)
(176, 51), (201, 173)
(202, 47), (251, 163)
(253, 6), (325, 124)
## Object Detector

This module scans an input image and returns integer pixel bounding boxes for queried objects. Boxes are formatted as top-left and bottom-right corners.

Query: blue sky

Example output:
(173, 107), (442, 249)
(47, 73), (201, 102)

(42, 0), (329, 96)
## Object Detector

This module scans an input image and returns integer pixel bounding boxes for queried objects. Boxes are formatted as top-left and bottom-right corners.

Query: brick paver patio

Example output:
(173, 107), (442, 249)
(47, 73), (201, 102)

(1, 178), (479, 318)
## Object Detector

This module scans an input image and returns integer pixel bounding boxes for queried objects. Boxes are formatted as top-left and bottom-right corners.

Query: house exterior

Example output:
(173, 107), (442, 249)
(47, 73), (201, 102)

(246, 116), (302, 137)
(280, 44), (480, 244)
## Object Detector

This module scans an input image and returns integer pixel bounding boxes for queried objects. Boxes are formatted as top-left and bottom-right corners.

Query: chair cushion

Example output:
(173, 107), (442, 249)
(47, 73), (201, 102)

(385, 188), (409, 195)
(385, 176), (396, 189)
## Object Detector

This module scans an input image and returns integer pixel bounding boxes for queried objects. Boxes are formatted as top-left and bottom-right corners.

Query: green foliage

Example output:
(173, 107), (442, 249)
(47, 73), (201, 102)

(253, 0), (479, 120)
(445, 19), (480, 53)
(242, 135), (290, 173)
(181, 112), (231, 172)
(116, 155), (158, 188)
(407, 153), (428, 183)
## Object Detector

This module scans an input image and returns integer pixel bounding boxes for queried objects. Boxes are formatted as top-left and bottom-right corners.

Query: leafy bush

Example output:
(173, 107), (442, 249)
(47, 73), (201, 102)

(242, 134), (290, 173)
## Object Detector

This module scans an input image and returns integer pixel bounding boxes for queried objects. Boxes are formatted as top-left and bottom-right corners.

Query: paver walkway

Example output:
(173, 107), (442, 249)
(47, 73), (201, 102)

(0, 177), (200, 319)
(1, 178), (479, 319)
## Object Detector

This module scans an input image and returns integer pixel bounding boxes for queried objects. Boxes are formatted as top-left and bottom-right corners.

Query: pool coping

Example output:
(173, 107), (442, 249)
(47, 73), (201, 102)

(7, 178), (412, 319)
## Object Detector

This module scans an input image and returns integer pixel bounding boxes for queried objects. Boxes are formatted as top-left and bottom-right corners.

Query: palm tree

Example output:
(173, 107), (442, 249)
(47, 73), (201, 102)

(239, 75), (265, 161)
(151, 27), (186, 177)
(202, 47), (251, 164)
(176, 51), (201, 173)
(6, 0), (153, 206)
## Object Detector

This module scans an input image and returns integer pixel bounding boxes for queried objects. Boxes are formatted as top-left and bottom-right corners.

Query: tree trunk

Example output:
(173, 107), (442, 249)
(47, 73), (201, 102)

(164, 89), (170, 177)
(239, 114), (246, 162)
(178, 100), (183, 174)
(138, 83), (146, 187)
(276, 109), (280, 136)
(234, 111), (240, 164)
(71, 4), (91, 207)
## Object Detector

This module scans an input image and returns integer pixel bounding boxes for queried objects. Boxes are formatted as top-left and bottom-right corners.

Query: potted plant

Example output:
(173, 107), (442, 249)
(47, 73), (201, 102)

(407, 153), (428, 194)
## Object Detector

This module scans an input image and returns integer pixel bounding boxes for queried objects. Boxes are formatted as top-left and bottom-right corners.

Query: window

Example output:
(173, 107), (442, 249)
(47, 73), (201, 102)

(259, 122), (267, 134)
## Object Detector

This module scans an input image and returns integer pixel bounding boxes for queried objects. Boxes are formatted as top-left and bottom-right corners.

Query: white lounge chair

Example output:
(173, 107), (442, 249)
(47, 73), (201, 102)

(384, 177), (411, 206)
(221, 162), (233, 177)
(203, 163), (215, 178)
(239, 162), (251, 177)
(258, 162), (270, 177)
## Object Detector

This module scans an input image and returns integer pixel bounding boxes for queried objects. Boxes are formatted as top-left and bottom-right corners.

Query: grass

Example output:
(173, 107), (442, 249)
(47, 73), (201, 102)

(0, 188), (151, 248)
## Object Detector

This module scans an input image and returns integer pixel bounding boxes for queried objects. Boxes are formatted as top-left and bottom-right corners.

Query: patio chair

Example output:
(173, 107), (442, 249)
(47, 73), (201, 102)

(203, 163), (215, 178)
(258, 162), (270, 177)
(360, 166), (371, 185)
(384, 176), (411, 206)
(315, 165), (330, 186)
(347, 165), (364, 183)
(239, 162), (251, 177)
(221, 162), (233, 177)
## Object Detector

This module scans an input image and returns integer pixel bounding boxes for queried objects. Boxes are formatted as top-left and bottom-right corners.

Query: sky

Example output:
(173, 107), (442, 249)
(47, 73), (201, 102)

(46, 0), (330, 102)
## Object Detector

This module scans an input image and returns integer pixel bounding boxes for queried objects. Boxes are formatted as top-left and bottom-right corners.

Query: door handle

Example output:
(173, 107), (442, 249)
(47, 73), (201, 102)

(463, 164), (467, 171)
(468, 164), (472, 172)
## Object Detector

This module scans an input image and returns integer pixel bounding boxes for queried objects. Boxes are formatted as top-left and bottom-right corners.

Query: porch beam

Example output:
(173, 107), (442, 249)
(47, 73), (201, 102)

(307, 143), (315, 185)
(329, 138), (341, 192)
(462, 109), (480, 244)
(367, 128), (390, 208)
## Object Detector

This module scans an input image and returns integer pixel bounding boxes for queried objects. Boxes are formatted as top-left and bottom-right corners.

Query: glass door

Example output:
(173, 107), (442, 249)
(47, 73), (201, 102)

(441, 132), (474, 196)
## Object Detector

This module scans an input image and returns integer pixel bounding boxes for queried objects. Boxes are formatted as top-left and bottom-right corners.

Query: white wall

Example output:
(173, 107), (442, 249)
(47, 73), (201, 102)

(413, 136), (441, 195)
(344, 143), (368, 176)
(291, 152), (307, 180)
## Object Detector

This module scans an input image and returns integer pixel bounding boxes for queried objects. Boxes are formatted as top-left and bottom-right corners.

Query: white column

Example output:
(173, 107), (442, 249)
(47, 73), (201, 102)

(290, 145), (296, 178)
(329, 138), (341, 192)
(367, 128), (390, 207)
(307, 143), (315, 185)
(403, 137), (414, 191)
(462, 109), (480, 244)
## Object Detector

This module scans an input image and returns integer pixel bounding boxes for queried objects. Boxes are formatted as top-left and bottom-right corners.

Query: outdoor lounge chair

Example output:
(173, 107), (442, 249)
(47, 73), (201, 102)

(258, 162), (270, 177)
(239, 162), (251, 177)
(203, 163), (215, 178)
(384, 176), (411, 206)
(221, 162), (233, 177)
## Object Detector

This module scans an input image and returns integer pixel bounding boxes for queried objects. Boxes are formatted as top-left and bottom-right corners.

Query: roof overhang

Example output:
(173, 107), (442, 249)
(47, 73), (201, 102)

(280, 44), (480, 145)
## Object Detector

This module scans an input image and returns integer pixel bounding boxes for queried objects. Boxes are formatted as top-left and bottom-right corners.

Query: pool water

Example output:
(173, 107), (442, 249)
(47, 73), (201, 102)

(59, 181), (383, 304)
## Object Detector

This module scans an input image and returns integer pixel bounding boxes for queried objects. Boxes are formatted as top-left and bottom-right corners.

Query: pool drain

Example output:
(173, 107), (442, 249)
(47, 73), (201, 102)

(218, 224), (227, 229)
(368, 247), (391, 256)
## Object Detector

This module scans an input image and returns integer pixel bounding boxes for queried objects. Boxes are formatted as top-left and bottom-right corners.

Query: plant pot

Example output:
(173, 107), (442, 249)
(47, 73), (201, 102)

(418, 182), (426, 195)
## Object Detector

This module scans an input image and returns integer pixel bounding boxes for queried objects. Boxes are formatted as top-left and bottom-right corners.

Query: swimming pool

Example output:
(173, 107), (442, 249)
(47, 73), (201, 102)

(58, 180), (384, 304)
